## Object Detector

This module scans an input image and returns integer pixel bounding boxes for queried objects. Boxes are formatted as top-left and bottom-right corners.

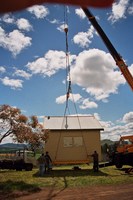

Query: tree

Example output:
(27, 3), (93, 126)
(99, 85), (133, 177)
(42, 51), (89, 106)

(0, 105), (49, 149)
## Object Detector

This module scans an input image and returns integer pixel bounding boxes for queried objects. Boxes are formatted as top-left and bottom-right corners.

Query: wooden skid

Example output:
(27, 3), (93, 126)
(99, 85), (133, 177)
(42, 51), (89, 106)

(53, 160), (89, 165)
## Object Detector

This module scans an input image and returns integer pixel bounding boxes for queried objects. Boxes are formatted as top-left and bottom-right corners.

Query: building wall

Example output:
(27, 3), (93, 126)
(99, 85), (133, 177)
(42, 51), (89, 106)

(45, 129), (101, 163)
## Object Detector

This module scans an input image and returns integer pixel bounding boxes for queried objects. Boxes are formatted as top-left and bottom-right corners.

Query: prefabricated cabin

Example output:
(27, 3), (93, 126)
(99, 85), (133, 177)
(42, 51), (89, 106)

(43, 116), (104, 165)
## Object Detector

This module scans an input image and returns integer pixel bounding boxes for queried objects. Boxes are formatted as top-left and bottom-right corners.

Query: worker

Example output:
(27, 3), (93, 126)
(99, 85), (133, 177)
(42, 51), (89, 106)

(0, 1), (114, 13)
(37, 153), (46, 176)
(91, 151), (99, 172)
(44, 151), (52, 173)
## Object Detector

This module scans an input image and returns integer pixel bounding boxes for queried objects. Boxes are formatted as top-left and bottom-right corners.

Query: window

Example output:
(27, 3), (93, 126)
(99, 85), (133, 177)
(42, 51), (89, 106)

(74, 137), (83, 146)
(64, 137), (73, 147)
(63, 136), (83, 147)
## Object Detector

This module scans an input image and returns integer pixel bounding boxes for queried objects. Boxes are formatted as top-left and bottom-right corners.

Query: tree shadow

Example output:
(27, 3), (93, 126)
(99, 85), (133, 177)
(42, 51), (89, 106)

(0, 180), (41, 199)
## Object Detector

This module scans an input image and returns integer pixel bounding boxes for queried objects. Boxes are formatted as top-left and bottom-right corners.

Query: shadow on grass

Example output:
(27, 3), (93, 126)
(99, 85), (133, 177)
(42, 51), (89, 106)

(0, 180), (41, 199)
(115, 167), (133, 176)
(33, 168), (108, 178)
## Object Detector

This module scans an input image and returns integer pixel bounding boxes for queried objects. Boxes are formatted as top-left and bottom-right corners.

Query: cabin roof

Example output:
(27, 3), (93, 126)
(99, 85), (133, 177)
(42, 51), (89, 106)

(43, 116), (104, 130)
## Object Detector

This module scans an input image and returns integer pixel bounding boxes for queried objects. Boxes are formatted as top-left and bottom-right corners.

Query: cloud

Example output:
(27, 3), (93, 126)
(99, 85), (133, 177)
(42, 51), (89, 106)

(127, 4), (133, 15)
(0, 66), (6, 73)
(56, 93), (98, 110)
(13, 69), (32, 80)
(27, 5), (49, 19)
(73, 25), (95, 48)
(122, 112), (133, 123)
(57, 24), (68, 32)
(93, 113), (101, 121)
(108, 0), (129, 23)
(27, 48), (126, 103)
(0, 27), (32, 56)
(48, 19), (59, 24)
(0, 76), (23, 89)
(26, 50), (76, 77)
(101, 123), (133, 141)
(2, 14), (15, 24)
(16, 18), (32, 31)
(100, 111), (133, 141)
(75, 8), (86, 19)
(70, 49), (125, 101)
(79, 98), (98, 109)
(56, 93), (82, 104)
(129, 64), (133, 74)
(56, 95), (66, 104)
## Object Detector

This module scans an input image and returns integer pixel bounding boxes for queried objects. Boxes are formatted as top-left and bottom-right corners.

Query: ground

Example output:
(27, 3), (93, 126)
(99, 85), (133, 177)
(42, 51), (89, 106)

(1, 184), (133, 200)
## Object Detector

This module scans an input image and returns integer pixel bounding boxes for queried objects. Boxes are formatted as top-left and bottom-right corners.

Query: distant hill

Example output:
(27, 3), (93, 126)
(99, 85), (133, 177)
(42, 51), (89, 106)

(0, 143), (27, 149)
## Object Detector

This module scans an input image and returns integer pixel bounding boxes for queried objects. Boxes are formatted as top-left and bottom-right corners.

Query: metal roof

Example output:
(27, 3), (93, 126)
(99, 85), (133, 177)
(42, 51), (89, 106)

(43, 116), (104, 130)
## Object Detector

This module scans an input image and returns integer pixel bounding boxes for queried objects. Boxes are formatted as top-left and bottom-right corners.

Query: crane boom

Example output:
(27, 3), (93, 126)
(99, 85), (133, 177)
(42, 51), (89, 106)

(82, 7), (133, 90)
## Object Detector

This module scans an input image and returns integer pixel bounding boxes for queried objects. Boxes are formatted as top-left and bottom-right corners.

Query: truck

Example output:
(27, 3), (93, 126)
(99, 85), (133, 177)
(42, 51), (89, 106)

(0, 150), (37, 171)
(113, 135), (133, 168)
(99, 135), (133, 169)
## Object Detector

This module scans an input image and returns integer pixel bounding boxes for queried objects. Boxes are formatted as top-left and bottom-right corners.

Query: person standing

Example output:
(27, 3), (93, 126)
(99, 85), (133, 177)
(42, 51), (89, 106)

(37, 153), (45, 176)
(44, 151), (52, 173)
(91, 151), (99, 172)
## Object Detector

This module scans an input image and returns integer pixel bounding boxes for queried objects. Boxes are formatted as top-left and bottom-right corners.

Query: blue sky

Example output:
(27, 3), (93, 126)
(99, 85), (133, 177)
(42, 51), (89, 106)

(0, 0), (133, 143)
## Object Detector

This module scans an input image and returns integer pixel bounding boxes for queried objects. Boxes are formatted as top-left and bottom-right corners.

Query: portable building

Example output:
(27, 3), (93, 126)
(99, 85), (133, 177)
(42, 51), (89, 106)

(43, 116), (104, 164)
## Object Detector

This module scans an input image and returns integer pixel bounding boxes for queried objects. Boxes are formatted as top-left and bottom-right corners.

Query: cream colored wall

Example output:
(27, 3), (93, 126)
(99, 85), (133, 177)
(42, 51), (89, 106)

(45, 130), (102, 162)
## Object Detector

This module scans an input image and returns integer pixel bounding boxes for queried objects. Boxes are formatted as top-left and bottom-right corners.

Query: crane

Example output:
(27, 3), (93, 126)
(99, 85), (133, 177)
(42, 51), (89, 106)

(82, 7), (133, 90)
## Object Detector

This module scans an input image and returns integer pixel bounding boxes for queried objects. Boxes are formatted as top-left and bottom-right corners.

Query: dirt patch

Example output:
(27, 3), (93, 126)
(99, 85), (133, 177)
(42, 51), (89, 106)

(1, 184), (133, 200)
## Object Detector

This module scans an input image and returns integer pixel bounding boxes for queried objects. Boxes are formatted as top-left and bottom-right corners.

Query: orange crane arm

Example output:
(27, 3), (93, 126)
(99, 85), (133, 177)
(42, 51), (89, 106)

(82, 7), (133, 90)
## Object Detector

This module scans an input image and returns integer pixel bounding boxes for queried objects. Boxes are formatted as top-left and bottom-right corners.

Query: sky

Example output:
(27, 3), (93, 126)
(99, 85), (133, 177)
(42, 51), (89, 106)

(0, 0), (133, 143)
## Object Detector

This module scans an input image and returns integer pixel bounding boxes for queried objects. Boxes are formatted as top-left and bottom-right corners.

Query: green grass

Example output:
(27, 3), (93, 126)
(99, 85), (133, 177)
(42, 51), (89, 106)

(0, 164), (133, 193)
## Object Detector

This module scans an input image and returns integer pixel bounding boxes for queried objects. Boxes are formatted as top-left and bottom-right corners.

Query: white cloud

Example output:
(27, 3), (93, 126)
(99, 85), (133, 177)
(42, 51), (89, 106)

(73, 25), (95, 48)
(56, 95), (66, 104)
(13, 69), (32, 80)
(75, 8), (86, 19)
(100, 111), (133, 141)
(122, 112), (133, 123)
(0, 76), (23, 89)
(57, 24), (68, 32)
(27, 5), (49, 19)
(56, 93), (98, 111)
(108, 0), (129, 23)
(129, 64), (133, 74)
(27, 48), (127, 102)
(26, 50), (76, 77)
(93, 113), (101, 121)
(128, 4), (133, 15)
(101, 123), (133, 141)
(16, 18), (32, 31)
(79, 98), (98, 109)
(0, 27), (32, 56)
(49, 19), (59, 24)
(2, 14), (15, 24)
(0, 66), (6, 73)
(71, 49), (125, 101)
(0, 135), (13, 144)
(56, 93), (82, 104)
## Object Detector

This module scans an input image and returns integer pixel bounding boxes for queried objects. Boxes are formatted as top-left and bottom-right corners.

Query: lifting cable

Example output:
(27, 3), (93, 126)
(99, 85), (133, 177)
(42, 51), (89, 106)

(64, 5), (71, 119)
(55, 6), (70, 160)
(55, 6), (88, 161)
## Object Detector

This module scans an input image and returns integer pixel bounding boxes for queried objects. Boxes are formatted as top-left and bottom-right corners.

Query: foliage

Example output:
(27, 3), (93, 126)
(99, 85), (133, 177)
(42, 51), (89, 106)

(0, 105), (49, 149)
(101, 140), (118, 154)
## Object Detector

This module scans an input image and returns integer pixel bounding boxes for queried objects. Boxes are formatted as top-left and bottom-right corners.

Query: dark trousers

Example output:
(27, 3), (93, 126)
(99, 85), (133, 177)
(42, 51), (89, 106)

(93, 161), (99, 172)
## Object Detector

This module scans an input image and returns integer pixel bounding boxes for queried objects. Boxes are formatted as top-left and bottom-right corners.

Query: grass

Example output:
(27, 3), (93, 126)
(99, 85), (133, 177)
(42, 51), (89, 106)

(0, 164), (133, 193)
